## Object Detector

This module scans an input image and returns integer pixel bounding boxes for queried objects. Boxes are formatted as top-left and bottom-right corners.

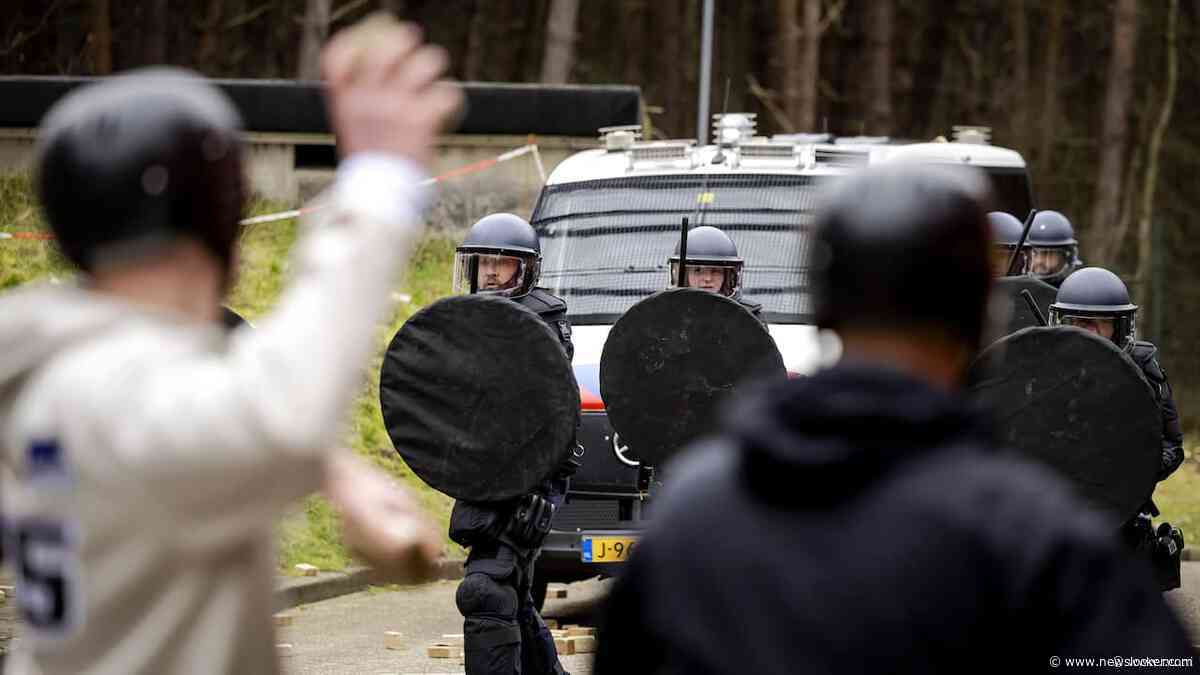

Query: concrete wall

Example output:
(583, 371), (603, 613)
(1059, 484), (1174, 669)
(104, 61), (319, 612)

(0, 128), (595, 223)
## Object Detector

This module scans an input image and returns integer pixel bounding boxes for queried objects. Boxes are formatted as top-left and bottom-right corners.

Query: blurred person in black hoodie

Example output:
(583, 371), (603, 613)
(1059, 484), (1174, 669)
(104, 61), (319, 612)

(593, 164), (1195, 675)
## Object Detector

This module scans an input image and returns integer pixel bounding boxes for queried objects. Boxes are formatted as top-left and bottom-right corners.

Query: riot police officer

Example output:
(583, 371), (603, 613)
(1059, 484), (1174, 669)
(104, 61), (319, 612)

(449, 213), (578, 675)
(1049, 267), (1185, 588)
(987, 211), (1028, 277)
(667, 226), (762, 318)
(1027, 210), (1083, 287)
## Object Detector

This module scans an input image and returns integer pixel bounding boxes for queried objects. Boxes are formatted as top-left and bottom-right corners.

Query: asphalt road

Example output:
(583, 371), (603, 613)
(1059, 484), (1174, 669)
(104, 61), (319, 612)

(1, 564), (1198, 673)
(279, 564), (1200, 675)
(277, 578), (611, 675)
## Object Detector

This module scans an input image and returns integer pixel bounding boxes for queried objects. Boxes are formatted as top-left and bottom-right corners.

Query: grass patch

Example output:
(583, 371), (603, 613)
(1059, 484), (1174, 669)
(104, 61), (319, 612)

(1, 172), (462, 573)
(1150, 440), (1200, 535)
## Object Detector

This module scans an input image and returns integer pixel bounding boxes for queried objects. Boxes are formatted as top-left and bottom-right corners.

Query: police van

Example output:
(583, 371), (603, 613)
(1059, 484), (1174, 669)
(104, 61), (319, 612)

(530, 115), (1032, 606)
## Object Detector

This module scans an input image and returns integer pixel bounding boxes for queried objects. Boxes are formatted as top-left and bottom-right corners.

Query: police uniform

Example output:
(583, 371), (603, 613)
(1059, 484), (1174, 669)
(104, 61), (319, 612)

(1049, 267), (1186, 590)
(450, 216), (576, 675)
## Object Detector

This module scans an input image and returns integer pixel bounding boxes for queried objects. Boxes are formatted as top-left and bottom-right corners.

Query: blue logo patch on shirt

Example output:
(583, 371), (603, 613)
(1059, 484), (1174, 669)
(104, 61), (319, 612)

(28, 439), (66, 478)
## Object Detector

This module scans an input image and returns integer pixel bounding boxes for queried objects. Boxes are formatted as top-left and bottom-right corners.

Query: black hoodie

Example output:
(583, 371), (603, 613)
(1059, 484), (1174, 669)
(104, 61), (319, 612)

(595, 364), (1194, 675)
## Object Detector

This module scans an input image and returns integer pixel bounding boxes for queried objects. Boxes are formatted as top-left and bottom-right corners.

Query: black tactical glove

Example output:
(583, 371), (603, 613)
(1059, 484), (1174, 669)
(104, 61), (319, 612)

(1158, 446), (1185, 481)
(504, 493), (555, 550)
(556, 442), (585, 480)
(1154, 522), (1185, 560)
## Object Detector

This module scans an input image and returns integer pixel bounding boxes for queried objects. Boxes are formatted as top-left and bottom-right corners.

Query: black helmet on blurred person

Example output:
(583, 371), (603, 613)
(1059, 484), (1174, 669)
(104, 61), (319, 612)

(667, 226), (744, 297)
(453, 213), (541, 298)
(1049, 267), (1138, 350)
(1027, 210), (1081, 285)
(37, 68), (245, 287)
(811, 164), (993, 352)
(988, 211), (1028, 277)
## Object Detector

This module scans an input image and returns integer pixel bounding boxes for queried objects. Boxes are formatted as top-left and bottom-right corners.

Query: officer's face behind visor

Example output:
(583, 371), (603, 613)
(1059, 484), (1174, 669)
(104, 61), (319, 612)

(1058, 315), (1116, 340)
(668, 263), (737, 296)
(453, 253), (526, 296)
(1030, 247), (1071, 277)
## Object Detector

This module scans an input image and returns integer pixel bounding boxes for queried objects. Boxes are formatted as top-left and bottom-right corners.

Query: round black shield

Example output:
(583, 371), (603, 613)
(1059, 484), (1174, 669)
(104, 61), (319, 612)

(993, 276), (1058, 335)
(379, 294), (580, 502)
(600, 288), (786, 468)
(968, 326), (1160, 525)
(220, 306), (249, 330)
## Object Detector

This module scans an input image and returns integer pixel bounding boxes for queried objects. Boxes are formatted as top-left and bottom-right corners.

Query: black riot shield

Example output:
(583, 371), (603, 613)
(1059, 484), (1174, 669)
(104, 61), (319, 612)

(993, 276), (1058, 335)
(968, 326), (1160, 525)
(600, 288), (787, 468)
(379, 294), (580, 502)
(220, 306), (249, 330)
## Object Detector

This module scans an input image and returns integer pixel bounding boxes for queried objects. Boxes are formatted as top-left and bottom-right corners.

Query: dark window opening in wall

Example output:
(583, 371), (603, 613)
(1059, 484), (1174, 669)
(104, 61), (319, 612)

(294, 144), (338, 169)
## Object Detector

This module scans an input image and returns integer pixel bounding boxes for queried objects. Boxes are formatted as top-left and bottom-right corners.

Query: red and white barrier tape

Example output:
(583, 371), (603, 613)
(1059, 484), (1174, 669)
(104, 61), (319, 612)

(3, 142), (544, 237)
(239, 143), (541, 227)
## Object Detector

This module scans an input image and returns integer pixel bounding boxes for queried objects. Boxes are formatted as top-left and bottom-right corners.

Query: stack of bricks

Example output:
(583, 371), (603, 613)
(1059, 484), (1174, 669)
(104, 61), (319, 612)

(550, 625), (596, 655)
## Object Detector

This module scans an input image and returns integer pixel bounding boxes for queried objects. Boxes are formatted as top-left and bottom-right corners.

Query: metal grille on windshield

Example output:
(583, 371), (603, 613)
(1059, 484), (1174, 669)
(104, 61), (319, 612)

(530, 174), (826, 324)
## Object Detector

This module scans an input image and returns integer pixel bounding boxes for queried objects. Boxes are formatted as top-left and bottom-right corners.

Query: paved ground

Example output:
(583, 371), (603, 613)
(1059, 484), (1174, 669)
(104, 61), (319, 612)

(1, 563), (1198, 672)
(278, 578), (611, 675)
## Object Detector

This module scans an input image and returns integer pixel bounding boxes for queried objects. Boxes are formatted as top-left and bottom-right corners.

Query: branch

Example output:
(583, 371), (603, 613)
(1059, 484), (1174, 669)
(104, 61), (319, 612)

(225, 3), (275, 29)
(0, 0), (65, 57)
(746, 74), (795, 133)
(331, 0), (373, 24)
(818, 0), (847, 34)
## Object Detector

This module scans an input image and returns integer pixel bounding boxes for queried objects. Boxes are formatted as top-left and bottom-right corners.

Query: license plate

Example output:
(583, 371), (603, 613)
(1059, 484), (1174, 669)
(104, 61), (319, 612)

(581, 536), (637, 563)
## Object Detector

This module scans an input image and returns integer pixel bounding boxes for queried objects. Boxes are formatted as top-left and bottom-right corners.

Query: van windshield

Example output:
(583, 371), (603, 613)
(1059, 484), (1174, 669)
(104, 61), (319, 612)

(530, 174), (828, 325)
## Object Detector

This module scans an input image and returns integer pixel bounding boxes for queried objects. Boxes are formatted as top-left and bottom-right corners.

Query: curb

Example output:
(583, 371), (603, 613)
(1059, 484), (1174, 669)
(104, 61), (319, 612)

(274, 558), (465, 611)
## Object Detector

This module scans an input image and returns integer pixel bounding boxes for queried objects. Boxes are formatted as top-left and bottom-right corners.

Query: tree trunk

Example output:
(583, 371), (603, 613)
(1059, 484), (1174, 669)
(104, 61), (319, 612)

(91, 0), (113, 74)
(1007, 0), (1028, 147)
(1036, 0), (1065, 176)
(196, 0), (225, 73)
(797, 0), (820, 132)
(864, 0), (893, 135)
(296, 0), (331, 80)
(1088, 0), (1138, 264)
(1134, 0), (1179, 323)
(143, 0), (169, 65)
(540, 0), (580, 83)
(462, 1), (490, 80)
(775, 0), (799, 130)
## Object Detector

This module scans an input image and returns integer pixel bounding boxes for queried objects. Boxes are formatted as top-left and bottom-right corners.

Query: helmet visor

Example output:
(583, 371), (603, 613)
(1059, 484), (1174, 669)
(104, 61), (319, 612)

(1049, 310), (1137, 348)
(453, 253), (532, 297)
(667, 262), (741, 297)
(1029, 247), (1073, 279)
(992, 245), (1027, 277)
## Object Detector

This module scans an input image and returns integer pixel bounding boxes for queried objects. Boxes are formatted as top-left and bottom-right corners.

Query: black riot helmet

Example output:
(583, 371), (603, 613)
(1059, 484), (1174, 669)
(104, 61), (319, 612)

(812, 164), (993, 352)
(36, 68), (245, 288)
(1026, 210), (1081, 285)
(453, 213), (542, 298)
(667, 225), (744, 297)
(1049, 267), (1138, 349)
(987, 211), (1028, 277)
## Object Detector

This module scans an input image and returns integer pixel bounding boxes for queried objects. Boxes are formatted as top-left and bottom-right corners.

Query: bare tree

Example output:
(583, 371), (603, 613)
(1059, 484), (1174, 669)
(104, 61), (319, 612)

(1036, 0), (1065, 175)
(1006, 0), (1028, 145)
(196, 0), (225, 72)
(1134, 0), (1179, 319)
(463, 1), (489, 80)
(1088, 0), (1138, 263)
(297, 0), (332, 80)
(143, 0), (169, 64)
(540, 0), (580, 84)
(91, 0), (113, 74)
(864, 0), (894, 134)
